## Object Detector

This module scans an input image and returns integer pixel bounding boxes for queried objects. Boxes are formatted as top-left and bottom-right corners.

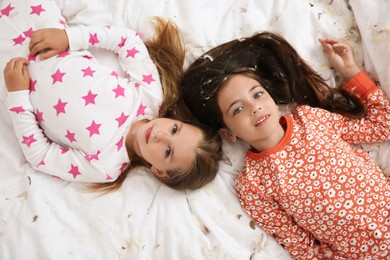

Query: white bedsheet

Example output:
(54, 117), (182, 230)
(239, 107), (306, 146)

(1, 0), (389, 259)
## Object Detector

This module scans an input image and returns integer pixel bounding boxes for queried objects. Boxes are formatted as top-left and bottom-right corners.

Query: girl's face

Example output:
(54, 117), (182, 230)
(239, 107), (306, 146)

(217, 74), (285, 151)
(135, 118), (202, 178)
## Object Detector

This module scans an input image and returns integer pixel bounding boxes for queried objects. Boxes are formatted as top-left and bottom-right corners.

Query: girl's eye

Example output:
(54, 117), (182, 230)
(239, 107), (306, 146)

(164, 146), (172, 158)
(171, 123), (178, 135)
(254, 91), (263, 99)
(233, 107), (243, 116)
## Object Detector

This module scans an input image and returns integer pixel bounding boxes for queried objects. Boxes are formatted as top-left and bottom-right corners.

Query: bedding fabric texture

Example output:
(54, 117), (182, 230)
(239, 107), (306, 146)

(1, 0), (389, 259)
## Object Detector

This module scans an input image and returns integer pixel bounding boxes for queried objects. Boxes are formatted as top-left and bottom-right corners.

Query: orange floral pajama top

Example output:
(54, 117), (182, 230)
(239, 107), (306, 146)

(236, 71), (390, 259)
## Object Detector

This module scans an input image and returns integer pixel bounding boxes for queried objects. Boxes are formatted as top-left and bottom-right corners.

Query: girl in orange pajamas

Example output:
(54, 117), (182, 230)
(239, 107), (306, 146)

(181, 33), (390, 259)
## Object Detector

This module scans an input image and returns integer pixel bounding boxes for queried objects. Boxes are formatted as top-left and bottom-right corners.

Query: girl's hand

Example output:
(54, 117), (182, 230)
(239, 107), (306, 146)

(319, 38), (360, 81)
(29, 28), (69, 60)
(4, 58), (30, 92)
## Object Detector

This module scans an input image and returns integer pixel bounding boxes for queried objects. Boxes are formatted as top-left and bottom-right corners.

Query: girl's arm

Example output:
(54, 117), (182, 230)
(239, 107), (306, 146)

(30, 26), (160, 89)
(236, 182), (346, 259)
(319, 39), (390, 143)
(4, 58), (122, 183)
(65, 25), (160, 88)
(314, 72), (390, 144)
(30, 26), (162, 117)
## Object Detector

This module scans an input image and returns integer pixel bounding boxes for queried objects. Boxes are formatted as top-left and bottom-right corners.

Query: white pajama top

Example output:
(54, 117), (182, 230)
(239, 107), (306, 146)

(5, 9), (162, 182)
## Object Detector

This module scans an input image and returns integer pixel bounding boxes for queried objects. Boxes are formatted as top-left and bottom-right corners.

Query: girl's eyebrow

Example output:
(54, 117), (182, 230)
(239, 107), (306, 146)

(169, 123), (182, 161)
(226, 85), (262, 113)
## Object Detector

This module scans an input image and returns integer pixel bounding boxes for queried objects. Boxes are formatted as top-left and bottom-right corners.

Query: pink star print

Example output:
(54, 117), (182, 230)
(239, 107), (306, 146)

(136, 103), (147, 116)
(86, 120), (101, 137)
(82, 90), (97, 106)
(13, 35), (26, 46)
(85, 150), (100, 162)
(106, 174), (113, 181)
(51, 69), (65, 84)
(82, 66), (95, 77)
(60, 147), (69, 154)
(28, 54), (37, 62)
(116, 136), (124, 151)
(37, 159), (45, 167)
(53, 99), (67, 116)
(112, 84), (125, 98)
(115, 112), (129, 127)
(118, 37), (127, 47)
(57, 51), (70, 58)
(126, 47), (139, 58)
(89, 33), (99, 45)
(1, 4), (14, 16)
(35, 109), (44, 122)
(9, 106), (25, 113)
(59, 19), (67, 27)
(142, 74), (155, 85)
(68, 164), (81, 179)
(111, 71), (119, 79)
(30, 4), (46, 16)
(120, 163), (128, 173)
(29, 79), (37, 92)
(83, 55), (93, 60)
(22, 134), (37, 147)
(23, 28), (34, 38)
(65, 130), (77, 143)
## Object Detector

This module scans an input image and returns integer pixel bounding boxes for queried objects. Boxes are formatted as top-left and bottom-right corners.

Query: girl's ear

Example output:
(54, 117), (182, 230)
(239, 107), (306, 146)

(151, 166), (170, 180)
(218, 128), (237, 142)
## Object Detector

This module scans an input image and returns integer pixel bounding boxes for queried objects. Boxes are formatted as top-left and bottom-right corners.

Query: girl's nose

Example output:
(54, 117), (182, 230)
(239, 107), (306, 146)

(153, 130), (166, 142)
(252, 106), (261, 115)
(153, 131), (160, 142)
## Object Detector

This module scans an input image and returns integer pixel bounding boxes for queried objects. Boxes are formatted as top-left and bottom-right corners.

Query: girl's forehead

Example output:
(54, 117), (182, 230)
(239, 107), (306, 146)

(223, 75), (263, 92)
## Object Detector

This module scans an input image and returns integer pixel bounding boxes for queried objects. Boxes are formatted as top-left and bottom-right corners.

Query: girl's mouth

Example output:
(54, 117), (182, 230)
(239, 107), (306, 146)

(145, 126), (153, 143)
(255, 115), (270, 126)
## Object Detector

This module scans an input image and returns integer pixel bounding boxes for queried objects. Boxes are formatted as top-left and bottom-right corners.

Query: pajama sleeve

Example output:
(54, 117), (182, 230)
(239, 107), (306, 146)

(307, 71), (390, 144)
(236, 181), (347, 260)
(6, 90), (121, 182)
(65, 25), (162, 116)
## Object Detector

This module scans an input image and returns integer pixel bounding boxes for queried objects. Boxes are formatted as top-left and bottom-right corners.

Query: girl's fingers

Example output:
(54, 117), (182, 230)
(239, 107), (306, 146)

(322, 42), (335, 55)
(5, 58), (18, 71)
(29, 36), (41, 52)
(12, 58), (28, 72)
(319, 38), (339, 45)
(40, 50), (57, 60)
(30, 41), (47, 56)
(5, 58), (28, 72)
(22, 63), (29, 78)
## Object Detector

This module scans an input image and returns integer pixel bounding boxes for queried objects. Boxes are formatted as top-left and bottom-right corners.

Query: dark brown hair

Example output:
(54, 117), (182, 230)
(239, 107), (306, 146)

(181, 32), (365, 130)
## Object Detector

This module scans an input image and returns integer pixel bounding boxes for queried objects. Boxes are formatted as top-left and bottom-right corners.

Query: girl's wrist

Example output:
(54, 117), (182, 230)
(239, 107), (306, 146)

(342, 66), (361, 82)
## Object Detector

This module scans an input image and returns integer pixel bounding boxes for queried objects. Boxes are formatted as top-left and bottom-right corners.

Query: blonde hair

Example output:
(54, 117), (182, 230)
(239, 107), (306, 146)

(88, 18), (223, 194)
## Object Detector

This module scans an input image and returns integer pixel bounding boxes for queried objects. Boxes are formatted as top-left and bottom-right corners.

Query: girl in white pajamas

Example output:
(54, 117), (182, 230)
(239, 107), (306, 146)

(1, 0), (223, 189)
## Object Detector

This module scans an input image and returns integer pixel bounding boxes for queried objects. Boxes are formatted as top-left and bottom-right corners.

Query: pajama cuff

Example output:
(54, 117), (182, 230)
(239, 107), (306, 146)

(342, 71), (378, 102)
(65, 25), (88, 51)
(6, 90), (33, 112)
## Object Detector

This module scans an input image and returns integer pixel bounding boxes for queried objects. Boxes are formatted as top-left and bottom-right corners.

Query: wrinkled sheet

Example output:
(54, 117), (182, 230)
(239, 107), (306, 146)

(1, 0), (389, 259)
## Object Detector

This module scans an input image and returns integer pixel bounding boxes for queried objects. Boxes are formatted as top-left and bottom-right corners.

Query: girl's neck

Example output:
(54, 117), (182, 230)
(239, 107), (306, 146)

(251, 122), (286, 153)
(125, 119), (149, 158)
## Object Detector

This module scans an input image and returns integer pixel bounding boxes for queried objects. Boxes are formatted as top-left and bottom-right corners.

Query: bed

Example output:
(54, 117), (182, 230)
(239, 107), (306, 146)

(1, 0), (389, 259)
